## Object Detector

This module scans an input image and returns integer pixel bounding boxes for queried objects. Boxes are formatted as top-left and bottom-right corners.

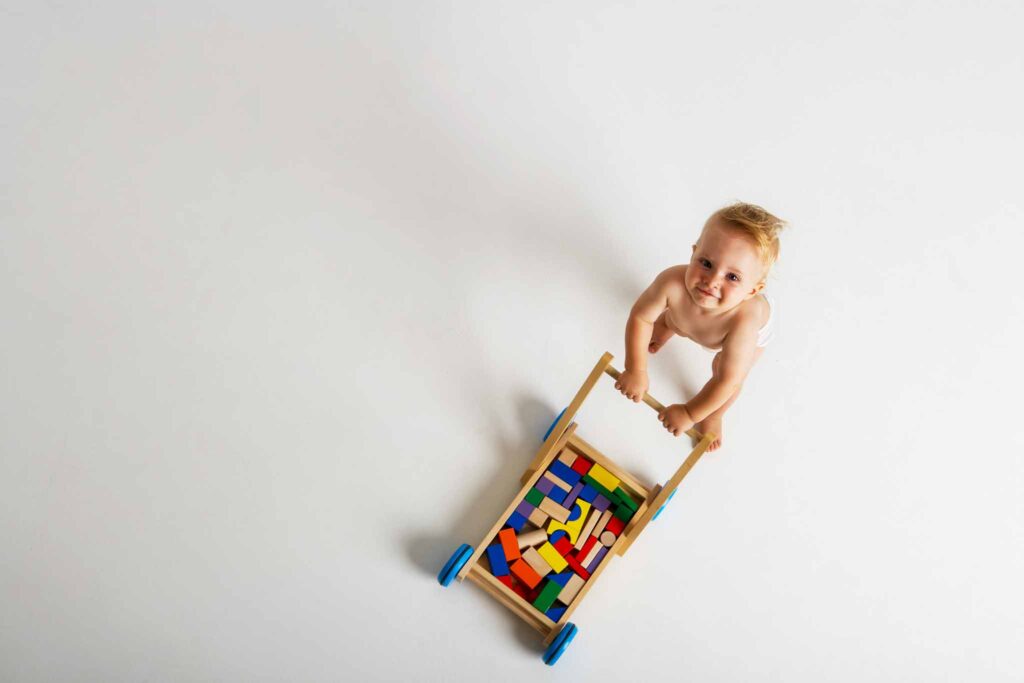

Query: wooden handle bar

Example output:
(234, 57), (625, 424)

(603, 364), (704, 441)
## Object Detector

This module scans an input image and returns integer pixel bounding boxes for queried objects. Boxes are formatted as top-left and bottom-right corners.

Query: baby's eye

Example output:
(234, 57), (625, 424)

(728, 274), (740, 282)
(700, 258), (712, 268)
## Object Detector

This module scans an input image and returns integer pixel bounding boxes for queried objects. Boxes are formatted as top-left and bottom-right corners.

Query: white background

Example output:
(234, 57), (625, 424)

(3, 1), (1023, 680)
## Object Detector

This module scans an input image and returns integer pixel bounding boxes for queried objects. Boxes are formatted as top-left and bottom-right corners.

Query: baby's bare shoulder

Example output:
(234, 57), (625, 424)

(728, 296), (770, 332)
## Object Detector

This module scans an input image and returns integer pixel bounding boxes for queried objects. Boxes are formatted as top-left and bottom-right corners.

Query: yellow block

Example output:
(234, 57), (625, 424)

(537, 541), (569, 573)
(547, 499), (591, 545)
(588, 464), (620, 492)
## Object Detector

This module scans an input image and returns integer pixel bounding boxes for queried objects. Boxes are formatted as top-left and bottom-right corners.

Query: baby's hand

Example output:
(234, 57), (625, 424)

(658, 404), (695, 437)
(614, 369), (649, 403)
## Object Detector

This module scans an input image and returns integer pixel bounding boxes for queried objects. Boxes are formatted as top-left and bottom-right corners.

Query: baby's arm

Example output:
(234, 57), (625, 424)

(683, 315), (761, 423)
(618, 268), (681, 401)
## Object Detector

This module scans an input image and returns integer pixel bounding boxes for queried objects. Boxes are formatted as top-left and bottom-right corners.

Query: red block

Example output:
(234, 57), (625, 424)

(571, 457), (592, 475)
(553, 537), (575, 556)
(605, 516), (625, 536)
(510, 559), (543, 589)
(497, 575), (515, 590)
(564, 554), (591, 580)
(577, 535), (597, 560)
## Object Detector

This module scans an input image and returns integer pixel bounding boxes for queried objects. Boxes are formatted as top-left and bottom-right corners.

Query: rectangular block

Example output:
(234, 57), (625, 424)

(517, 528), (548, 549)
(580, 538), (602, 567)
(498, 528), (521, 561)
(542, 471), (572, 492)
(515, 500), (535, 518)
(585, 545), (608, 572)
(582, 475), (617, 502)
(553, 536), (575, 556)
(578, 484), (598, 503)
(613, 487), (639, 511)
(575, 507), (602, 550)
(546, 605), (567, 622)
(577, 535), (597, 561)
(527, 507), (550, 527)
(487, 544), (510, 576)
(588, 463), (621, 492)
(525, 487), (545, 506)
(556, 449), (577, 466)
(563, 553), (591, 581)
(506, 511), (528, 532)
(545, 485), (568, 506)
(522, 547), (553, 579)
(558, 573), (586, 604)
(563, 482), (585, 509)
(537, 542), (569, 573)
(570, 456), (592, 476)
(593, 494), (611, 512)
(612, 504), (634, 523)
(549, 570), (573, 587)
(605, 516), (626, 536)
(538, 498), (571, 523)
(536, 477), (555, 496)
(592, 509), (613, 539)
(532, 578), (563, 613)
(549, 460), (582, 487)
(510, 558), (543, 589)
(497, 574), (515, 590)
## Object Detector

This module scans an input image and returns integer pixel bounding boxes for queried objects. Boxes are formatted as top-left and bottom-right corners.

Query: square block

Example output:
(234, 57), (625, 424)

(515, 500), (535, 518)
(527, 507), (550, 527)
(536, 478), (555, 496)
(546, 605), (567, 622)
(570, 457), (592, 475)
(553, 536), (575, 557)
(593, 494), (611, 512)
(546, 486), (568, 506)
(556, 449), (577, 466)
(612, 505), (634, 522)
(525, 488), (545, 506)
(578, 485), (598, 503)
(605, 516), (626, 536)
(506, 512), (528, 532)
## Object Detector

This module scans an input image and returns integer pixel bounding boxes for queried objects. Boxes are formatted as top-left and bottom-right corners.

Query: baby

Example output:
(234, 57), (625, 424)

(614, 202), (786, 451)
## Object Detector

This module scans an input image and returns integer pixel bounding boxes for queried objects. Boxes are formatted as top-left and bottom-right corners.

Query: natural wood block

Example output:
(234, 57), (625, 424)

(556, 449), (577, 466)
(528, 507), (550, 527)
(600, 530), (616, 547)
(574, 507), (602, 550)
(538, 498), (570, 523)
(592, 509), (613, 539)
(557, 574), (585, 604)
(542, 471), (572, 493)
(517, 528), (547, 549)
(522, 547), (553, 579)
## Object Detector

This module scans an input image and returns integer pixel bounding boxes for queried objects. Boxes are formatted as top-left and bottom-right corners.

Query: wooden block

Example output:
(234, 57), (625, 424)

(528, 507), (550, 527)
(592, 509), (613, 539)
(570, 456), (592, 476)
(613, 487), (639, 511)
(533, 578), (563, 613)
(588, 463), (621, 492)
(514, 500), (535, 518)
(497, 574), (515, 590)
(487, 544), (510, 576)
(498, 528), (521, 561)
(574, 507), (602, 550)
(525, 487), (545, 506)
(549, 570), (573, 587)
(612, 504), (634, 523)
(585, 546), (608, 573)
(556, 449), (577, 466)
(580, 539), (602, 567)
(522, 547), (554, 579)
(553, 536), (575, 557)
(517, 528), (548, 549)
(536, 477), (555, 496)
(605, 516), (625, 536)
(592, 494), (611, 512)
(542, 471), (572, 492)
(578, 484), (598, 503)
(537, 542), (569, 573)
(563, 482), (585, 509)
(577, 535), (597, 561)
(582, 474), (618, 502)
(549, 460), (582, 487)
(506, 511), (528, 532)
(538, 498), (571, 523)
(546, 605), (567, 622)
(557, 574), (585, 604)
(563, 553), (591, 580)
(547, 499), (591, 545)
(600, 530), (616, 547)
(545, 485), (568, 506)
(510, 559), (543, 589)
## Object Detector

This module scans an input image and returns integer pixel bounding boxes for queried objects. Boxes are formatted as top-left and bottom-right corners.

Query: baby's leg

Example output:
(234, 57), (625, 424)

(697, 347), (764, 451)
(648, 311), (676, 354)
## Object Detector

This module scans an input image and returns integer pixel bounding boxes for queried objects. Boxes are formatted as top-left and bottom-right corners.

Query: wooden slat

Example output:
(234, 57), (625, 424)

(521, 352), (615, 481)
(457, 423), (577, 581)
(467, 564), (555, 636)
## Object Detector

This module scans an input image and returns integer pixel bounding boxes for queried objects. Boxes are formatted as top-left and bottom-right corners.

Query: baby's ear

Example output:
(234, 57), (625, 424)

(750, 280), (766, 296)
(691, 244), (696, 254)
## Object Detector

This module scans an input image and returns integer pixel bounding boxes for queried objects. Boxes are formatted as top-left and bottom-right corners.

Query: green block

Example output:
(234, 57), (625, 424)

(532, 579), (563, 613)
(525, 488), (545, 506)
(581, 475), (617, 502)
(614, 487), (639, 512)
(612, 504), (635, 522)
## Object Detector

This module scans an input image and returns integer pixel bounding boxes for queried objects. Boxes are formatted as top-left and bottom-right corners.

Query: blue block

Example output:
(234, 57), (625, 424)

(546, 486), (567, 505)
(549, 461), (582, 486)
(550, 530), (568, 545)
(549, 571), (573, 587)
(546, 605), (567, 622)
(578, 485), (598, 503)
(486, 544), (510, 576)
(506, 512), (528, 532)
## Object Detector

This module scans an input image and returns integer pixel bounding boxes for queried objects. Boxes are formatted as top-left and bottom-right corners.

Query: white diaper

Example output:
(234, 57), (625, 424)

(702, 293), (776, 353)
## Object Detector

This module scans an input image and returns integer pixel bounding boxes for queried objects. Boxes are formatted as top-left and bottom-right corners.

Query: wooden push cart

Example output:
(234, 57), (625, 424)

(437, 352), (715, 665)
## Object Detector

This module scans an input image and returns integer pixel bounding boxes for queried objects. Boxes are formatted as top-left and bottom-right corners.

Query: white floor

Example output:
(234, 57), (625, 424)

(3, 2), (1023, 681)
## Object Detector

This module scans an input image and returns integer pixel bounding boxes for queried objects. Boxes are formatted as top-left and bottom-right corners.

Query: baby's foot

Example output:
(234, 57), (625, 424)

(697, 416), (723, 452)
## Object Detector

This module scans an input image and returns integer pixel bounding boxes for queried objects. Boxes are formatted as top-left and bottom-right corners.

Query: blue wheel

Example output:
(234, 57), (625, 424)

(437, 544), (473, 587)
(543, 623), (578, 665)
(543, 407), (569, 443)
(652, 490), (677, 521)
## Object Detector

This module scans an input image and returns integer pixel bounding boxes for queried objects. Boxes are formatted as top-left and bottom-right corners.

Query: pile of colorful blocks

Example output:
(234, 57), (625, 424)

(483, 449), (640, 621)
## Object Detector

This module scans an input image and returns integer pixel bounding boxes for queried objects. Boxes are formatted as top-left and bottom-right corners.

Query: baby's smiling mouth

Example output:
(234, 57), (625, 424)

(697, 287), (717, 298)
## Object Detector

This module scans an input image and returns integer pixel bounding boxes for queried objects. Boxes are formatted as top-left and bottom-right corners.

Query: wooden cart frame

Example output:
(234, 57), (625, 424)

(450, 352), (715, 653)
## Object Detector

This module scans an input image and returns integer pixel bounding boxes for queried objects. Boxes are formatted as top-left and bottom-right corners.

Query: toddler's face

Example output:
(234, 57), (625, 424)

(685, 219), (766, 311)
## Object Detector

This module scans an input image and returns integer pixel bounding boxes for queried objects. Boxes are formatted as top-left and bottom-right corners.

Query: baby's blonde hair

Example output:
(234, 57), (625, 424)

(710, 201), (787, 271)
